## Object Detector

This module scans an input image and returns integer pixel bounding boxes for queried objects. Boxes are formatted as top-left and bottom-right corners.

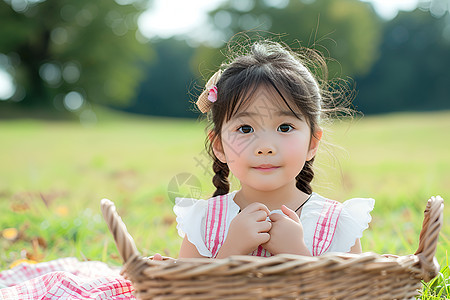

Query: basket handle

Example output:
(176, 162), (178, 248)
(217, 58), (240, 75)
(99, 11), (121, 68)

(101, 199), (140, 264)
(414, 195), (444, 281)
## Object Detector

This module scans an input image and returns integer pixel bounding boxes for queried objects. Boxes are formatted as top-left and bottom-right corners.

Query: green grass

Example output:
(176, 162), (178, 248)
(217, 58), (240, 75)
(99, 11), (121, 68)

(0, 108), (449, 297)
(421, 255), (450, 299)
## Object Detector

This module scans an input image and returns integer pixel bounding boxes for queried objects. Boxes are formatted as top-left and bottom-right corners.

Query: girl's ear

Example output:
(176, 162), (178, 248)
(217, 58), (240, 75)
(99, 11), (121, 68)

(306, 128), (323, 161)
(209, 130), (227, 163)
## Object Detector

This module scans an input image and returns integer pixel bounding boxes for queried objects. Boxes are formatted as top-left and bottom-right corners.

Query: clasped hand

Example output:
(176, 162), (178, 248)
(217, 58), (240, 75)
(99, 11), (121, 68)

(222, 203), (311, 256)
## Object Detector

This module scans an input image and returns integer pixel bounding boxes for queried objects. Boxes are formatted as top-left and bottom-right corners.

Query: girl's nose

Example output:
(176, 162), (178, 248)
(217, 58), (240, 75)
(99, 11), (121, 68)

(256, 146), (276, 156)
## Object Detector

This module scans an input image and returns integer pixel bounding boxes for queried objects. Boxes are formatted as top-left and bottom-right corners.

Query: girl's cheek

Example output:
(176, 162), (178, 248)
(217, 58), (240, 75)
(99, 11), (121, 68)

(285, 136), (308, 154)
(223, 134), (255, 157)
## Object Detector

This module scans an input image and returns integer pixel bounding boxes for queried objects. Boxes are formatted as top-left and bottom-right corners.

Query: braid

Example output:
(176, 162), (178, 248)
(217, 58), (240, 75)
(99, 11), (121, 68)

(295, 158), (315, 194)
(212, 157), (230, 197)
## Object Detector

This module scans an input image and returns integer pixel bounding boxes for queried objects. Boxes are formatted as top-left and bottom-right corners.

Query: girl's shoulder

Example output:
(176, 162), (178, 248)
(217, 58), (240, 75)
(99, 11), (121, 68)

(302, 193), (375, 254)
(305, 193), (375, 228)
(307, 192), (375, 211)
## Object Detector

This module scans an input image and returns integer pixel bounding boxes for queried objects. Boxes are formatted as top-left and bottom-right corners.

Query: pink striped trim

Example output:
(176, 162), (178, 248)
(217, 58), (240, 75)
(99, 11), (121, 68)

(316, 203), (335, 254)
(205, 196), (215, 251)
(261, 247), (271, 257)
(312, 199), (342, 256)
(256, 245), (262, 256)
(208, 196), (218, 256)
(250, 246), (272, 257)
(313, 202), (329, 255)
(211, 196), (225, 257)
(205, 194), (229, 258)
(208, 196), (219, 256)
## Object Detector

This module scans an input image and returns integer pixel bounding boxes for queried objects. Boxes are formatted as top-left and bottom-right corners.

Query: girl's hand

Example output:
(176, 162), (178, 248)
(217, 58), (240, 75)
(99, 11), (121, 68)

(148, 253), (176, 260)
(215, 202), (271, 258)
(261, 205), (311, 256)
(152, 253), (163, 260)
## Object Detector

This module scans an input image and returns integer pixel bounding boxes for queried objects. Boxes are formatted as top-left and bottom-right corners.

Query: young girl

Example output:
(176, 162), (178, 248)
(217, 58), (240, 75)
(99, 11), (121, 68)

(173, 40), (374, 259)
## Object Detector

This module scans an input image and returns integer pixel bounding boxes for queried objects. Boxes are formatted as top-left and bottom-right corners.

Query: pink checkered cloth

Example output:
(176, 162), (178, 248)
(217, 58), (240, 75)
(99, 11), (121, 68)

(0, 257), (135, 299)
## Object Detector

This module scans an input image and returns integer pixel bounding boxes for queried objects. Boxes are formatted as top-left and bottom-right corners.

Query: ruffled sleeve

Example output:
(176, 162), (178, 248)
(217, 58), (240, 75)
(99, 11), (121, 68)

(327, 197), (375, 253)
(173, 197), (212, 257)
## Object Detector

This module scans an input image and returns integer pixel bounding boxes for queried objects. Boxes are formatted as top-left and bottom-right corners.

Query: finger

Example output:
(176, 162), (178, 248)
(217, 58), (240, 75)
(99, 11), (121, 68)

(268, 212), (284, 222)
(257, 220), (272, 233)
(257, 232), (270, 244)
(152, 253), (163, 261)
(251, 209), (269, 221)
(281, 205), (300, 222)
(244, 202), (270, 215)
(382, 254), (399, 258)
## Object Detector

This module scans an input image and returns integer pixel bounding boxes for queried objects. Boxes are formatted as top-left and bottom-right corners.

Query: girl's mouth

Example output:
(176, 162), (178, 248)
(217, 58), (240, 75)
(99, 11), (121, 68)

(253, 164), (280, 171)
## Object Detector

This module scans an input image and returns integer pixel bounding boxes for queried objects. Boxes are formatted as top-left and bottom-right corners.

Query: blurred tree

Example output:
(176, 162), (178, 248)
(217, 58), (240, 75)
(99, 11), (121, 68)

(191, 0), (382, 81)
(121, 38), (198, 118)
(354, 9), (450, 114)
(418, 0), (450, 18)
(0, 0), (152, 111)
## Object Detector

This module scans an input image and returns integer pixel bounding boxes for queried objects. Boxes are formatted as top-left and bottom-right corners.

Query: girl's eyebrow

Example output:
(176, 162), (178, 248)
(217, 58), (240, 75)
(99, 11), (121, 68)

(277, 110), (300, 118)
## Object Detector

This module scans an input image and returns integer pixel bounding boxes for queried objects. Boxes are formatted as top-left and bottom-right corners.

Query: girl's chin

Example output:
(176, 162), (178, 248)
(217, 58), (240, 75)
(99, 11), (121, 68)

(243, 182), (286, 192)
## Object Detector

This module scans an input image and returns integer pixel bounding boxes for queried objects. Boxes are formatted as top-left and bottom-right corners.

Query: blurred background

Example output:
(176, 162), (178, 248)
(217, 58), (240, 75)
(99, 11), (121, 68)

(0, 0), (449, 119)
(0, 0), (449, 275)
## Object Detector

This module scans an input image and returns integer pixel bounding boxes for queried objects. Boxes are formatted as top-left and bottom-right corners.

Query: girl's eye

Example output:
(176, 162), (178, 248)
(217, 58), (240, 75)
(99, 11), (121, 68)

(238, 125), (254, 134)
(278, 124), (294, 133)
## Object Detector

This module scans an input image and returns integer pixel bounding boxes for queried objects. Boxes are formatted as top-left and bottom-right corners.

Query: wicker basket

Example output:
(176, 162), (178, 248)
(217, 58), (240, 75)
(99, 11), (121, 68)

(101, 196), (444, 299)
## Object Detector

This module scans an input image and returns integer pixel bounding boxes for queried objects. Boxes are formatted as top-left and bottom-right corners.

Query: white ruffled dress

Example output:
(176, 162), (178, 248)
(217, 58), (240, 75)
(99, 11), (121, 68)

(174, 191), (374, 258)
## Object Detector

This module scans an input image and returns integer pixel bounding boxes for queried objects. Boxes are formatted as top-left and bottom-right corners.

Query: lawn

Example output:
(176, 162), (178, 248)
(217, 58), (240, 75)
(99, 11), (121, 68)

(0, 108), (449, 296)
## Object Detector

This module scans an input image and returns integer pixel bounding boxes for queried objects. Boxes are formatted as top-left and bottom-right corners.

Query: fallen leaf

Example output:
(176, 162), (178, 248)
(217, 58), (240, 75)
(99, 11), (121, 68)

(32, 236), (47, 250)
(10, 202), (30, 212)
(25, 249), (44, 262)
(10, 258), (37, 269)
(56, 205), (69, 217)
(153, 195), (165, 204)
(109, 253), (120, 260)
(162, 215), (176, 226)
(2, 228), (18, 241)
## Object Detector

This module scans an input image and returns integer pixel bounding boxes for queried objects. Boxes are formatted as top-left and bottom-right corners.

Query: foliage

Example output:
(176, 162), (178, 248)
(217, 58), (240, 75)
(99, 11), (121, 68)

(191, 0), (382, 80)
(419, 0), (450, 18)
(120, 38), (199, 118)
(354, 9), (450, 114)
(0, 0), (152, 109)
(421, 256), (450, 299)
(2, 0), (449, 118)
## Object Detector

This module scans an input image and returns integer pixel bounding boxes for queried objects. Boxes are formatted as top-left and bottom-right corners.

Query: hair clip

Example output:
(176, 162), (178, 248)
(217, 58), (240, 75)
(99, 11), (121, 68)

(196, 70), (222, 113)
(207, 86), (218, 103)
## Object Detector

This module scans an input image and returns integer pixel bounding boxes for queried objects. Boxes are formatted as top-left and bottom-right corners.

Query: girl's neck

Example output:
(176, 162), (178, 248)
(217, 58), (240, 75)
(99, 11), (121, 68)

(234, 181), (310, 212)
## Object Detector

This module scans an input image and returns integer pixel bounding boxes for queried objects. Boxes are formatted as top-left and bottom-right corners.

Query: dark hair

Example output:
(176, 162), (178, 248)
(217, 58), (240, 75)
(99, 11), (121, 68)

(200, 40), (348, 197)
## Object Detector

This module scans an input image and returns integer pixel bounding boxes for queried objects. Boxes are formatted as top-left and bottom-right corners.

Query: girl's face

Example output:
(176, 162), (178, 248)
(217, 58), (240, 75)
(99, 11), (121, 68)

(212, 85), (322, 193)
